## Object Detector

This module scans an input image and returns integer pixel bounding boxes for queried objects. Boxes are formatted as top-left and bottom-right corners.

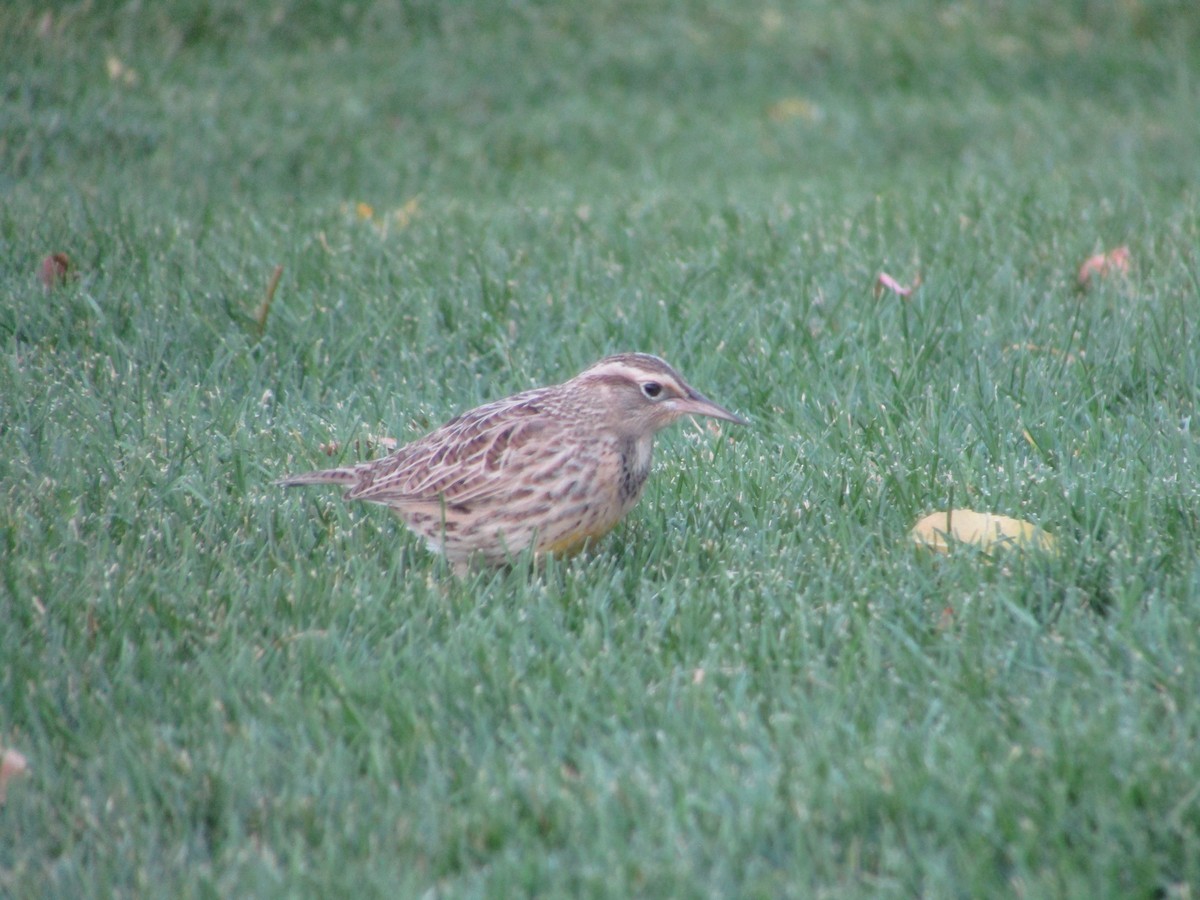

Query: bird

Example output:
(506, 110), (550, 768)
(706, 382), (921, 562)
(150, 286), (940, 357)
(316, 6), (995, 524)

(278, 352), (747, 572)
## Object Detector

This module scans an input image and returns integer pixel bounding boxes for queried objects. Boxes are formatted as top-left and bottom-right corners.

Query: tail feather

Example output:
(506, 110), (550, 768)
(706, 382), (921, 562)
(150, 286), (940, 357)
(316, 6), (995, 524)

(276, 467), (360, 488)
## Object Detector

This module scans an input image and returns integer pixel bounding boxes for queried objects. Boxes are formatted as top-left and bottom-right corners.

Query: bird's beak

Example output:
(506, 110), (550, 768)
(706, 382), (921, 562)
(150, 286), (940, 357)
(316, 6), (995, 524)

(674, 389), (749, 426)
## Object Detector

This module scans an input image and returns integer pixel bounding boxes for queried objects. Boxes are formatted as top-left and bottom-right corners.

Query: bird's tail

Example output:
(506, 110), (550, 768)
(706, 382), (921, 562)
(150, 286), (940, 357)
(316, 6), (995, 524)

(275, 467), (360, 489)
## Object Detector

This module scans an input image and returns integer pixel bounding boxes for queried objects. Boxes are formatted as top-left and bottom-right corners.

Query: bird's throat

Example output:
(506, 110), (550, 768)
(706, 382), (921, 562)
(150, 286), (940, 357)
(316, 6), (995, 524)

(618, 436), (654, 504)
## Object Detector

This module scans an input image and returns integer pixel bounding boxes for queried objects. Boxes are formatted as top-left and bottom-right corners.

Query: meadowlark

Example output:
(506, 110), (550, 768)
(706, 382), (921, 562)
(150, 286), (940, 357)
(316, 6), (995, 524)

(278, 353), (747, 571)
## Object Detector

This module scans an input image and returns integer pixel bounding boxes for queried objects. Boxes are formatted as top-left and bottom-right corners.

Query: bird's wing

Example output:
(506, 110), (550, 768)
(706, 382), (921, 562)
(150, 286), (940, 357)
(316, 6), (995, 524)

(345, 389), (574, 508)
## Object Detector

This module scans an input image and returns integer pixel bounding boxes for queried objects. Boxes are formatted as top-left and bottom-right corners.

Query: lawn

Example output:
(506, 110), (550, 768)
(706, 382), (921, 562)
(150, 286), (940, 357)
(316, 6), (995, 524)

(3, 1), (1200, 896)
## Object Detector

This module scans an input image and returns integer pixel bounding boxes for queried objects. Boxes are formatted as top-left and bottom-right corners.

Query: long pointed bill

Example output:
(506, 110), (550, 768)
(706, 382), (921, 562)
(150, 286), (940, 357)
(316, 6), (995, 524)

(673, 389), (749, 426)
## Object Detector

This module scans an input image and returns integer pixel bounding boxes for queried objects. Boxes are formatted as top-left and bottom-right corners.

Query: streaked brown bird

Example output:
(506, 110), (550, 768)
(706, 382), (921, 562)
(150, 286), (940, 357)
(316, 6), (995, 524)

(278, 353), (747, 572)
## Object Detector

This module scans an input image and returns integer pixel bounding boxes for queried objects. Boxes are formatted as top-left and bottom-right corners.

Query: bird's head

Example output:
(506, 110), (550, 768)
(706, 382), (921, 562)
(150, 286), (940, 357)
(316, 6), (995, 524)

(571, 353), (748, 435)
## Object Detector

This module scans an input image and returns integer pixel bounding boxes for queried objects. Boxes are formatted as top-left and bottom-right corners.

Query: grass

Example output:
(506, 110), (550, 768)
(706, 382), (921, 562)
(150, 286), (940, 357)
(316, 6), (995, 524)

(3, 0), (1200, 896)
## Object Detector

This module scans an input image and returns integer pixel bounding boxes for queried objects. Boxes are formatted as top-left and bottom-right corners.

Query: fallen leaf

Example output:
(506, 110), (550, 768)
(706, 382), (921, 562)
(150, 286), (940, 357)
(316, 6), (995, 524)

(105, 55), (139, 87)
(767, 97), (821, 123)
(391, 196), (421, 229)
(355, 202), (375, 220)
(874, 271), (920, 298)
(1077, 245), (1130, 286)
(319, 435), (397, 458)
(0, 749), (29, 804)
(1005, 343), (1081, 364)
(254, 264), (283, 337)
(911, 509), (1057, 554)
(39, 252), (73, 290)
(368, 435), (399, 452)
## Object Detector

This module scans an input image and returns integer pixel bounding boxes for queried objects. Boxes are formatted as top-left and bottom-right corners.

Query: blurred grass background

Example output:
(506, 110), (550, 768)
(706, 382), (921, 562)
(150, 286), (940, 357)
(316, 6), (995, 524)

(3, 1), (1200, 896)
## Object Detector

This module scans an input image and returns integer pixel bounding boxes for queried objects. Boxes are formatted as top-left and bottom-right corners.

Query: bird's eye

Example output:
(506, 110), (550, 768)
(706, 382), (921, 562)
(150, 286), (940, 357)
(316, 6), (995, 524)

(641, 381), (663, 399)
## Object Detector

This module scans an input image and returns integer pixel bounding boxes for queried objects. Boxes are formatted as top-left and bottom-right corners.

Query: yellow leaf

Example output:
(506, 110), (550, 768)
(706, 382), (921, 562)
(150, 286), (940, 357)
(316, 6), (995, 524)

(392, 196), (421, 228)
(911, 509), (1057, 554)
(760, 9), (784, 34)
(355, 202), (375, 220)
(105, 55), (139, 86)
(767, 97), (820, 123)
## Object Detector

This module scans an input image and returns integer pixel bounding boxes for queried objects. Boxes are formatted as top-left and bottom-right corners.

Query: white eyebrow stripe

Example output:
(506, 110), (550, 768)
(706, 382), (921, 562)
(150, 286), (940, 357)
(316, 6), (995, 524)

(580, 361), (686, 392)
(581, 361), (641, 380)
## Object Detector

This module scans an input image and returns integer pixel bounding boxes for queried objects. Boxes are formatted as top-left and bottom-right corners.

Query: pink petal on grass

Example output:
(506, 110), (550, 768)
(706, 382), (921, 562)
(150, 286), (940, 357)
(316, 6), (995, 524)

(874, 272), (919, 298)
(1077, 245), (1130, 286)
(0, 749), (29, 804)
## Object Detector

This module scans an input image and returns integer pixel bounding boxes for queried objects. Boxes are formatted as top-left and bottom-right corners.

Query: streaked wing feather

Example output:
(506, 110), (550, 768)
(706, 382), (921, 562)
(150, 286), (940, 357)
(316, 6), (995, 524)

(346, 388), (569, 507)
